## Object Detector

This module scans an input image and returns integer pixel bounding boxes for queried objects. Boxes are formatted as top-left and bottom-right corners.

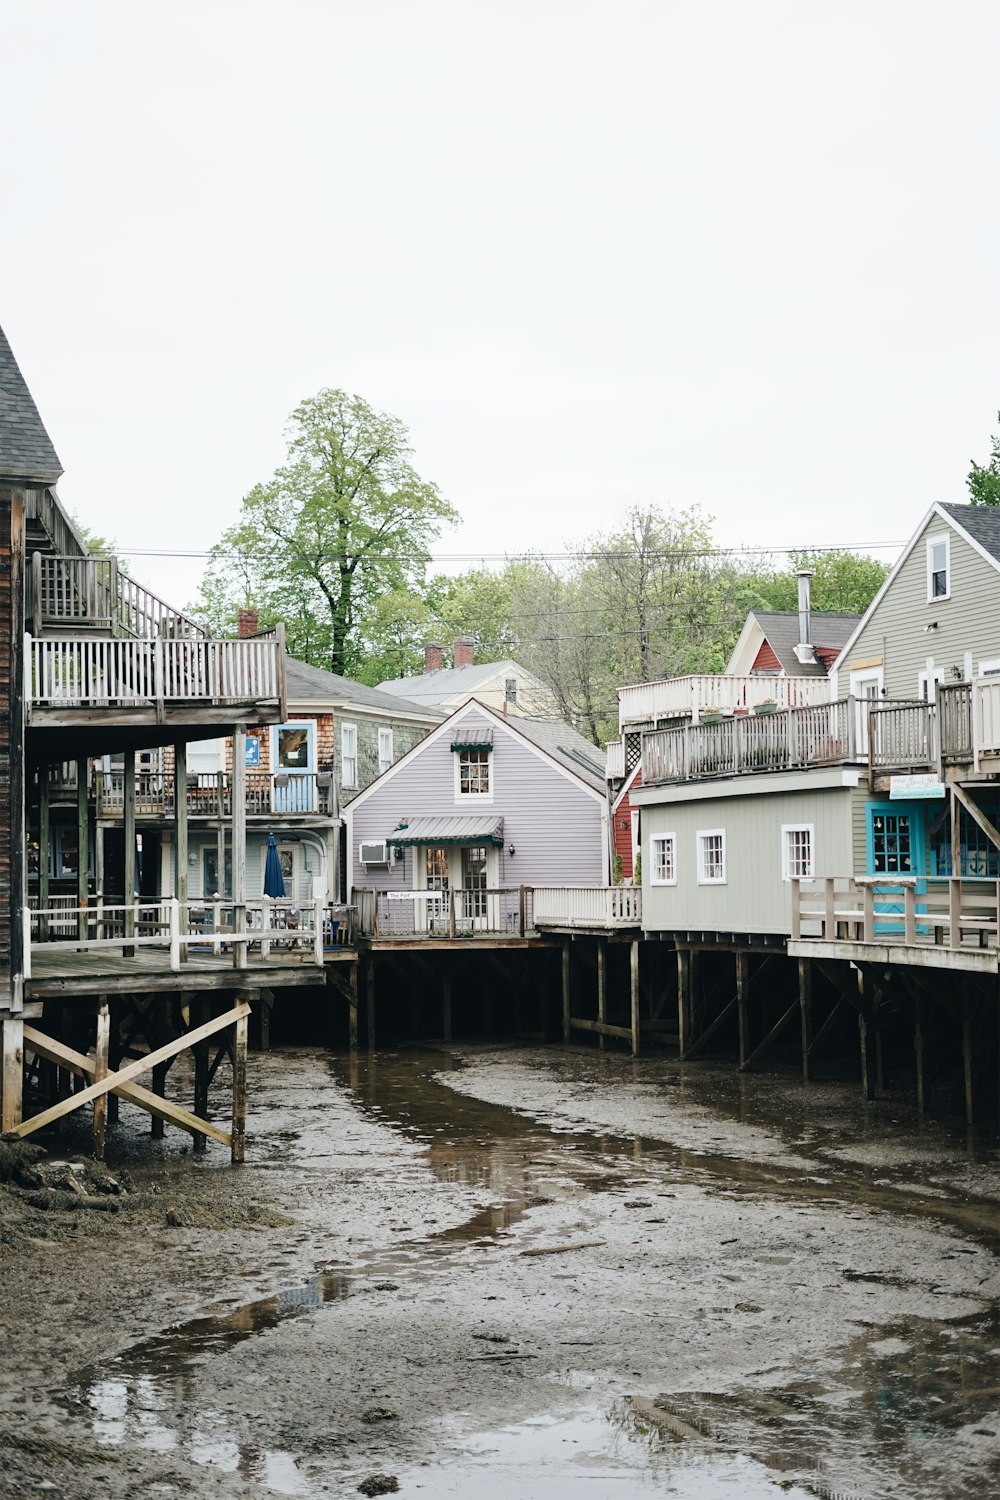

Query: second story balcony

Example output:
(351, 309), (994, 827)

(618, 673), (832, 731)
(96, 770), (335, 821)
(642, 698), (863, 786)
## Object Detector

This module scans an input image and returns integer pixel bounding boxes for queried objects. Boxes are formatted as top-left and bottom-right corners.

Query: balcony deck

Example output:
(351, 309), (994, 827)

(618, 673), (831, 730)
(96, 771), (335, 821)
(642, 698), (862, 785)
(355, 886), (642, 942)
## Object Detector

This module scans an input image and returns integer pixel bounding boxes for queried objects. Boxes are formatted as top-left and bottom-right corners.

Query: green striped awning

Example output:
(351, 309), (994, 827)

(450, 726), (494, 751)
(390, 815), (504, 847)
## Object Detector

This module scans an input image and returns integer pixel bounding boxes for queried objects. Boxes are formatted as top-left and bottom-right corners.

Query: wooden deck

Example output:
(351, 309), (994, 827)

(24, 945), (331, 998)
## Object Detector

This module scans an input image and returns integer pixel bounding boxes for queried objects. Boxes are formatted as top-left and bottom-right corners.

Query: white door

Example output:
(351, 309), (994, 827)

(850, 668), (883, 754)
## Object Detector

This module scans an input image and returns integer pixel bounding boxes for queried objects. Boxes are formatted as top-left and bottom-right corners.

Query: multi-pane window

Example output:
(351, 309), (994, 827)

(341, 724), (358, 788)
(697, 829), (726, 884)
(651, 834), (676, 884)
(504, 676), (519, 705)
(872, 812), (913, 874)
(458, 748), (490, 795)
(378, 727), (393, 776)
(782, 825), (814, 880)
(927, 535), (950, 600)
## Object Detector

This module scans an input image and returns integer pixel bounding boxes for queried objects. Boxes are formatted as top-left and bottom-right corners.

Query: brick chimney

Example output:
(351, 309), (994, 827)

(453, 636), (475, 669)
(423, 642), (443, 674)
(237, 608), (260, 638)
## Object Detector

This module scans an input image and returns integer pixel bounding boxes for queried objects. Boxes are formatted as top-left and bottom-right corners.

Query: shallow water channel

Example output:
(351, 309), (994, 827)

(62, 1046), (1000, 1499)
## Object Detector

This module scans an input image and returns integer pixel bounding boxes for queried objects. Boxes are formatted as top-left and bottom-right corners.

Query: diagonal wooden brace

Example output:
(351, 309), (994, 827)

(9, 1003), (250, 1140)
(22, 1026), (232, 1148)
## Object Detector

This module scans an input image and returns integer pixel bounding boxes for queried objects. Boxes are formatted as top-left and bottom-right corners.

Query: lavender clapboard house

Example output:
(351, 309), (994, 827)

(346, 699), (610, 931)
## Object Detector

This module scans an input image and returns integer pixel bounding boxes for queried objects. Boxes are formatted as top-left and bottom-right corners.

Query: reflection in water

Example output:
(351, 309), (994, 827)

(65, 1046), (998, 1499)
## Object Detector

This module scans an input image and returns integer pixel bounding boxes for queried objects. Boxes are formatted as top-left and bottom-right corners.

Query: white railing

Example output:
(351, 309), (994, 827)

(533, 885), (642, 928)
(355, 888), (532, 938)
(25, 896), (326, 973)
(618, 674), (831, 729)
(973, 677), (1000, 770)
(605, 740), (625, 779)
(28, 635), (283, 708)
(30, 554), (207, 640)
(790, 876), (999, 950)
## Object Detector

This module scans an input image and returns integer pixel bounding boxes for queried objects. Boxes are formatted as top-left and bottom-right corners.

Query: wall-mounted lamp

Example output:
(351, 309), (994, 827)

(508, 843), (516, 858)
(393, 846), (405, 860)
(621, 818), (629, 830)
(187, 851), (197, 866)
(950, 665), (964, 680)
(924, 622), (939, 632)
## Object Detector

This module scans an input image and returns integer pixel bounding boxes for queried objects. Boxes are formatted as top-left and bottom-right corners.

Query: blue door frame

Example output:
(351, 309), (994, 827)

(865, 802), (927, 933)
(272, 723), (316, 813)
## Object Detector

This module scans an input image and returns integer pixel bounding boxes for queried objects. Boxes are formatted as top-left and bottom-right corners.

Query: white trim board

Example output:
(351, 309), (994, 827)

(630, 767), (862, 806)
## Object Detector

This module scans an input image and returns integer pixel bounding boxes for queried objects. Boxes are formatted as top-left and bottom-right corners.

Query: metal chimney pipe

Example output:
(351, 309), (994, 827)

(796, 570), (814, 648)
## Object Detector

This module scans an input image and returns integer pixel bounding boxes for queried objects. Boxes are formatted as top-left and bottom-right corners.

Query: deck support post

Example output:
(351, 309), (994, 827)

(76, 759), (89, 942)
(2, 1015), (24, 1132)
(348, 963), (359, 1051)
(365, 956), (375, 1051)
(92, 1000), (110, 1160)
(151, 997), (169, 1137)
(123, 749), (136, 954)
(629, 940), (640, 1057)
(193, 996), (210, 1152)
(677, 949), (690, 1057)
(596, 938), (607, 1052)
(174, 742), (188, 956)
(38, 767), (50, 941)
(231, 999), (249, 1164)
(914, 995), (925, 1114)
(231, 728), (247, 968)
(962, 983), (974, 1127)
(94, 823), (105, 928)
(858, 970), (876, 1102)
(736, 949), (750, 1069)
(798, 958), (813, 1083)
(442, 971), (452, 1042)
(561, 939), (571, 1044)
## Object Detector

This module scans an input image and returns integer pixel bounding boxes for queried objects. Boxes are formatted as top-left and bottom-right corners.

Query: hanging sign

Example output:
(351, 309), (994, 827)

(889, 773), (945, 800)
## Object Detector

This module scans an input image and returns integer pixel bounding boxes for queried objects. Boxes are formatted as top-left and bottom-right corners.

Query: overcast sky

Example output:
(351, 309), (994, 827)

(2, 0), (997, 607)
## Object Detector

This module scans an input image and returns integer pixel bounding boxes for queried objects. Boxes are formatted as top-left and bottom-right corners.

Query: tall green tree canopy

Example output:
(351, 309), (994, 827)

(967, 414), (1000, 506)
(194, 390), (458, 677)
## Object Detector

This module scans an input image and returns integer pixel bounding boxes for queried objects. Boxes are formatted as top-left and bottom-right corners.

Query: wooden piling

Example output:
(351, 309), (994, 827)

(231, 1002), (249, 1164)
(365, 957), (375, 1050)
(736, 949), (749, 1069)
(193, 996), (210, 1153)
(962, 984), (974, 1126)
(677, 949), (690, 1057)
(629, 940), (640, 1058)
(858, 971), (876, 1102)
(561, 939), (571, 1044)
(92, 1000), (110, 1160)
(798, 958), (813, 1084)
(123, 749), (136, 954)
(914, 994), (925, 1114)
(596, 938), (607, 1052)
(2, 1014), (23, 1132)
(76, 759), (89, 942)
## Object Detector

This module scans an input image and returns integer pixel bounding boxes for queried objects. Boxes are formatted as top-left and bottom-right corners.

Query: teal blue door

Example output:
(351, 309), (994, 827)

(272, 723), (316, 813)
(866, 803), (926, 933)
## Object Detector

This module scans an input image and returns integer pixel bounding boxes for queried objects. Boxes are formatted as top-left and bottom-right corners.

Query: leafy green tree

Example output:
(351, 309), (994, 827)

(194, 390), (458, 676)
(753, 550), (890, 615)
(967, 415), (1000, 505)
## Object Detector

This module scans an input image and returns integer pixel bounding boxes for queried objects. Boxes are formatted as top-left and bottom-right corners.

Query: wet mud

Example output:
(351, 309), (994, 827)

(0, 1043), (996, 1499)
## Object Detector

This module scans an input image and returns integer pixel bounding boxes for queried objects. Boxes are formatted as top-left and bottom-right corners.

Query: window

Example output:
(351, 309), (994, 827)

(781, 824), (814, 880)
(276, 724), (311, 769)
(871, 811), (913, 874)
(979, 658), (1000, 677)
(504, 676), (519, 705)
(341, 723), (358, 788)
(457, 748), (491, 797)
(651, 834), (676, 885)
(926, 534), (950, 601)
(378, 727), (393, 776)
(697, 829), (726, 884)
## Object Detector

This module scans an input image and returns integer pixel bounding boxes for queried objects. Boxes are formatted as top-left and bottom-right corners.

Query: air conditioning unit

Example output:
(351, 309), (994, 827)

(359, 840), (394, 867)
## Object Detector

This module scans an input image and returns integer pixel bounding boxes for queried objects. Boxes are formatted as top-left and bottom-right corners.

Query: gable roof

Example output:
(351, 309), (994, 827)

(829, 503), (1000, 676)
(748, 610), (860, 676)
(346, 697), (608, 810)
(0, 324), (63, 484)
(284, 656), (442, 721)
(375, 659), (541, 707)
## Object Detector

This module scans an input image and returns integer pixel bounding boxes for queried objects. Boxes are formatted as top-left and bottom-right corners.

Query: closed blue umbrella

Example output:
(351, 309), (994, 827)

(263, 835), (286, 898)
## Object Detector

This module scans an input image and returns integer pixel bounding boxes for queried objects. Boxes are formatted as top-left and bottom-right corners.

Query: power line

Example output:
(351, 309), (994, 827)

(117, 540), (905, 562)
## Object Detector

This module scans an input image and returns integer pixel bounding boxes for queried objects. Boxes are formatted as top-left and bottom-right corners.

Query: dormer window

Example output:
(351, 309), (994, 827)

(927, 534), (950, 601)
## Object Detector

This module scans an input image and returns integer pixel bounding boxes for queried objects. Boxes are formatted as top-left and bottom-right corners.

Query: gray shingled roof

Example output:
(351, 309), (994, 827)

(376, 661), (518, 706)
(939, 502), (1000, 565)
(0, 323), (63, 483)
(504, 714), (607, 792)
(751, 610), (861, 676)
(284, 656), (443, 719)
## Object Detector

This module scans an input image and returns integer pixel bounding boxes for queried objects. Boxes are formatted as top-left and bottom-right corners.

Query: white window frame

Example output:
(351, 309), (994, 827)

(341, 722), (358, 789)
(918, 666), (945, 703)
(454, 746), (494, 803)
(926, 533), (951, 602)
(697, 828), (727, 885)
(978, 657), (1000, 677)
(650, 833), (677, 886)
(504, 675), (519, 705)
(781, 823), (814, 881)
(377, 726), (393, 776)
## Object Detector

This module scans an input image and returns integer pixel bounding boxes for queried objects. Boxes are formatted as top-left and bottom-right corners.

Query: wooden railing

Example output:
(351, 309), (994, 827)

(28, 634), (283, 709)
(359, 887), (533, 939)
(618, 673), (831, 729)
(29, 554), (207, 640)
(533, 885), (642, 928)
(642, 698), (859, 784)
(25, 897), (327, 971)
(867, 701), (934, 773)
(96, 770), (332, 819)
(790, 875), (999, 950)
